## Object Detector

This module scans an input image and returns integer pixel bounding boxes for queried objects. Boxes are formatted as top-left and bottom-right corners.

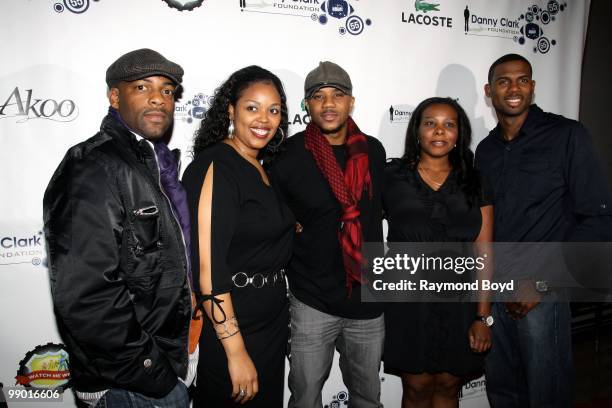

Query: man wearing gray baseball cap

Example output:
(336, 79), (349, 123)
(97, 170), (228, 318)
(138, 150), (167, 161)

(269, 61), (386, 408)
(44, 49), (196, 407)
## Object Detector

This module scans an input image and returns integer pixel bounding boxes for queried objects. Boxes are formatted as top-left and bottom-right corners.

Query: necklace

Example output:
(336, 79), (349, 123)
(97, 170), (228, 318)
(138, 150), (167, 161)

(418, 166), (450, 188)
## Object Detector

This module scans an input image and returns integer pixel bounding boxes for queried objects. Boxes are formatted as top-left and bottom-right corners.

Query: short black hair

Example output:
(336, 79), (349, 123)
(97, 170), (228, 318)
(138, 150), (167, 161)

(488, 53), (532, 84)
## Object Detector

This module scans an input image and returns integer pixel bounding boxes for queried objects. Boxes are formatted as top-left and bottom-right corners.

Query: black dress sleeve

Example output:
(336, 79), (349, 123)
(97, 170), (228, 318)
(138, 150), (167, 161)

(182, 150), (241, 322)
(208, 159), (241, 295)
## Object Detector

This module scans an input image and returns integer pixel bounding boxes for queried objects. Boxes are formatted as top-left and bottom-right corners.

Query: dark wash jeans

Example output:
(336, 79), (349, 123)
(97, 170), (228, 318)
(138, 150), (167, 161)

(485, 301), (572, 408)
(94, 381), (189, 408)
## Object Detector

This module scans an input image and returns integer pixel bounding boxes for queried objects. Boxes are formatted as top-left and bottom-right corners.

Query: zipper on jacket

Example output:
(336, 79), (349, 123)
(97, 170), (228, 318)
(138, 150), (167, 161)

(133, 205), (159, 217)
(151, 151), (194, 375)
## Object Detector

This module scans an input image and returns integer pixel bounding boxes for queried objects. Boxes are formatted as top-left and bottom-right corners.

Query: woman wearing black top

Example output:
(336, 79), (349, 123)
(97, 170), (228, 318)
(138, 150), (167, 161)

(182, 66), (293, 407)
(383, 97), (493, 408)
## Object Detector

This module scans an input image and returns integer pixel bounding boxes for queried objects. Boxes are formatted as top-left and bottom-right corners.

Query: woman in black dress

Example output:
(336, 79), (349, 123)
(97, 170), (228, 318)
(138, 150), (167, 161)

(182, 66), (293, 407)
(383, 97), (493, 407)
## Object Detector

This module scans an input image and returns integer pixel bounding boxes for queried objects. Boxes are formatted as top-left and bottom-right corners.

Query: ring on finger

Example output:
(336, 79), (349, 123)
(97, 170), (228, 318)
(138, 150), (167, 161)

(239, 388), (246, 398)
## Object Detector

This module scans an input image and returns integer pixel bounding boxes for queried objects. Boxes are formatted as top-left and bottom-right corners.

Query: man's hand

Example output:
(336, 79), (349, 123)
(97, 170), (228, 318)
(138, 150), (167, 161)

(468, 321), (492, 353)
(505, 280), (541, 319)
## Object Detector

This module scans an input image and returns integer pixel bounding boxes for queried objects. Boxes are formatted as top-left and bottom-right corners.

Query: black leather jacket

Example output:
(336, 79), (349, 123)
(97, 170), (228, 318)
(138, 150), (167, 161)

(43, 114), (191, 397)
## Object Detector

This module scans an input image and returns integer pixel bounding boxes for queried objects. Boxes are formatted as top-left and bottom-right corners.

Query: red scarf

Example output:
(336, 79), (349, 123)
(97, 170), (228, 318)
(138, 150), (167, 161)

(304, 117), (372, 296)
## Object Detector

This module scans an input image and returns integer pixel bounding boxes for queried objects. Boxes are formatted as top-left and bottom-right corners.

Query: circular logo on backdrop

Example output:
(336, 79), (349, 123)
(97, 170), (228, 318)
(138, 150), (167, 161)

(537, 37), (551, 53)
(63, 0), (89, 14)
(15, 343), (71, 391)
(345, 16), (364, 35)
(547, 0), (560, 14)
(162, 0), (204, 11)
(324, 390), (350, 407)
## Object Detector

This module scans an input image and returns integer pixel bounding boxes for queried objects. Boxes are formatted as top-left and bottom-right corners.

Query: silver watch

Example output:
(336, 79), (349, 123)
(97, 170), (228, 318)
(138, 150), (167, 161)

(535, 280), (549, 293)
(476, 315), (494, 327)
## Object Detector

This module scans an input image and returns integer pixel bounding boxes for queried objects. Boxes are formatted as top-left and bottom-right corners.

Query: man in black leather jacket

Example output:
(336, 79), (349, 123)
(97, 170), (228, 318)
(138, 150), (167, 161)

(43, 49), (194, 407)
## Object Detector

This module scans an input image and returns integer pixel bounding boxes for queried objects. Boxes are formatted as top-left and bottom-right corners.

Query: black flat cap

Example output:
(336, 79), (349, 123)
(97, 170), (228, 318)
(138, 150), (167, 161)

(105, 48), (184, 88)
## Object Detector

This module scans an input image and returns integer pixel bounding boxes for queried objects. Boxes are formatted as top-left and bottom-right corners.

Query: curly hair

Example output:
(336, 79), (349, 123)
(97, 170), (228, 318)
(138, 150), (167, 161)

(192, 65), (288, 161)
(402, 97), (480, 204)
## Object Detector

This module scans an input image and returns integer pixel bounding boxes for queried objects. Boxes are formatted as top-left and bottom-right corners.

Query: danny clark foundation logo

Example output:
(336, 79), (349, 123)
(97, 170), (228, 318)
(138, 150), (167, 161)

(464, 1), (567, 54)
(459, 377), (486, 400)
(240, 0), (372, 36)
(175, 92), (214, 124)
(389, 104), (413, 124)
(0, 87), (78, 123)
(401, 0), (453, 29)
(0, 231), (45, 267)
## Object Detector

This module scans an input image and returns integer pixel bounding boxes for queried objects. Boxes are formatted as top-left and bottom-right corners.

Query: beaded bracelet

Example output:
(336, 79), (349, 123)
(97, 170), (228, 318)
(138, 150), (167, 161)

(214, 316), (240, 340)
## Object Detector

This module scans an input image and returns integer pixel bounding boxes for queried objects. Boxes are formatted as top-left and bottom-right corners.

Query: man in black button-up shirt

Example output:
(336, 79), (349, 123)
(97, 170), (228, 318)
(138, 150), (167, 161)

(475, 54), (612, 407)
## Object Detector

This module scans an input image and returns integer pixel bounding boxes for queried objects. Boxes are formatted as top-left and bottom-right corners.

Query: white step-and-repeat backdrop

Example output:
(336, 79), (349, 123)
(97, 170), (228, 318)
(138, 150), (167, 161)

(0, 0), (590, 407)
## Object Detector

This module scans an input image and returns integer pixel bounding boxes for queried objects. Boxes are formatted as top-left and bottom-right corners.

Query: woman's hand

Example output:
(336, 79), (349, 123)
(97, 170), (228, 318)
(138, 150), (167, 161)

(227, 348), (259, 404)
(468, 321), (492, 353)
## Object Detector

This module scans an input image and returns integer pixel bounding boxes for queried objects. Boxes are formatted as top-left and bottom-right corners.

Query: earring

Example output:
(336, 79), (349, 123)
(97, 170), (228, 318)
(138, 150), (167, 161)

(267, 127), (286, 151)
(227, 120), (235, 139)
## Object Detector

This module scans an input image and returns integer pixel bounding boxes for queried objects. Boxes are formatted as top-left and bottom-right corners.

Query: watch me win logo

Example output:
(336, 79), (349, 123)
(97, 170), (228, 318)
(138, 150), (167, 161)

(15, 344), (71, 391)
(240, 0), (372, 36)
(0, 87), (78, 123)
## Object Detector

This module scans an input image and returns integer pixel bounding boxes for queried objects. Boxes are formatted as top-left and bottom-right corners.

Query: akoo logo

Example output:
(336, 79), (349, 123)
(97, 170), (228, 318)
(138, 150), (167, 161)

(240, 0), (372, 36)
(402, 0), (453, 29)
(162, 0), (205, 11)
(52, 0), (100, 14)
(0, 87), (78, 123)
